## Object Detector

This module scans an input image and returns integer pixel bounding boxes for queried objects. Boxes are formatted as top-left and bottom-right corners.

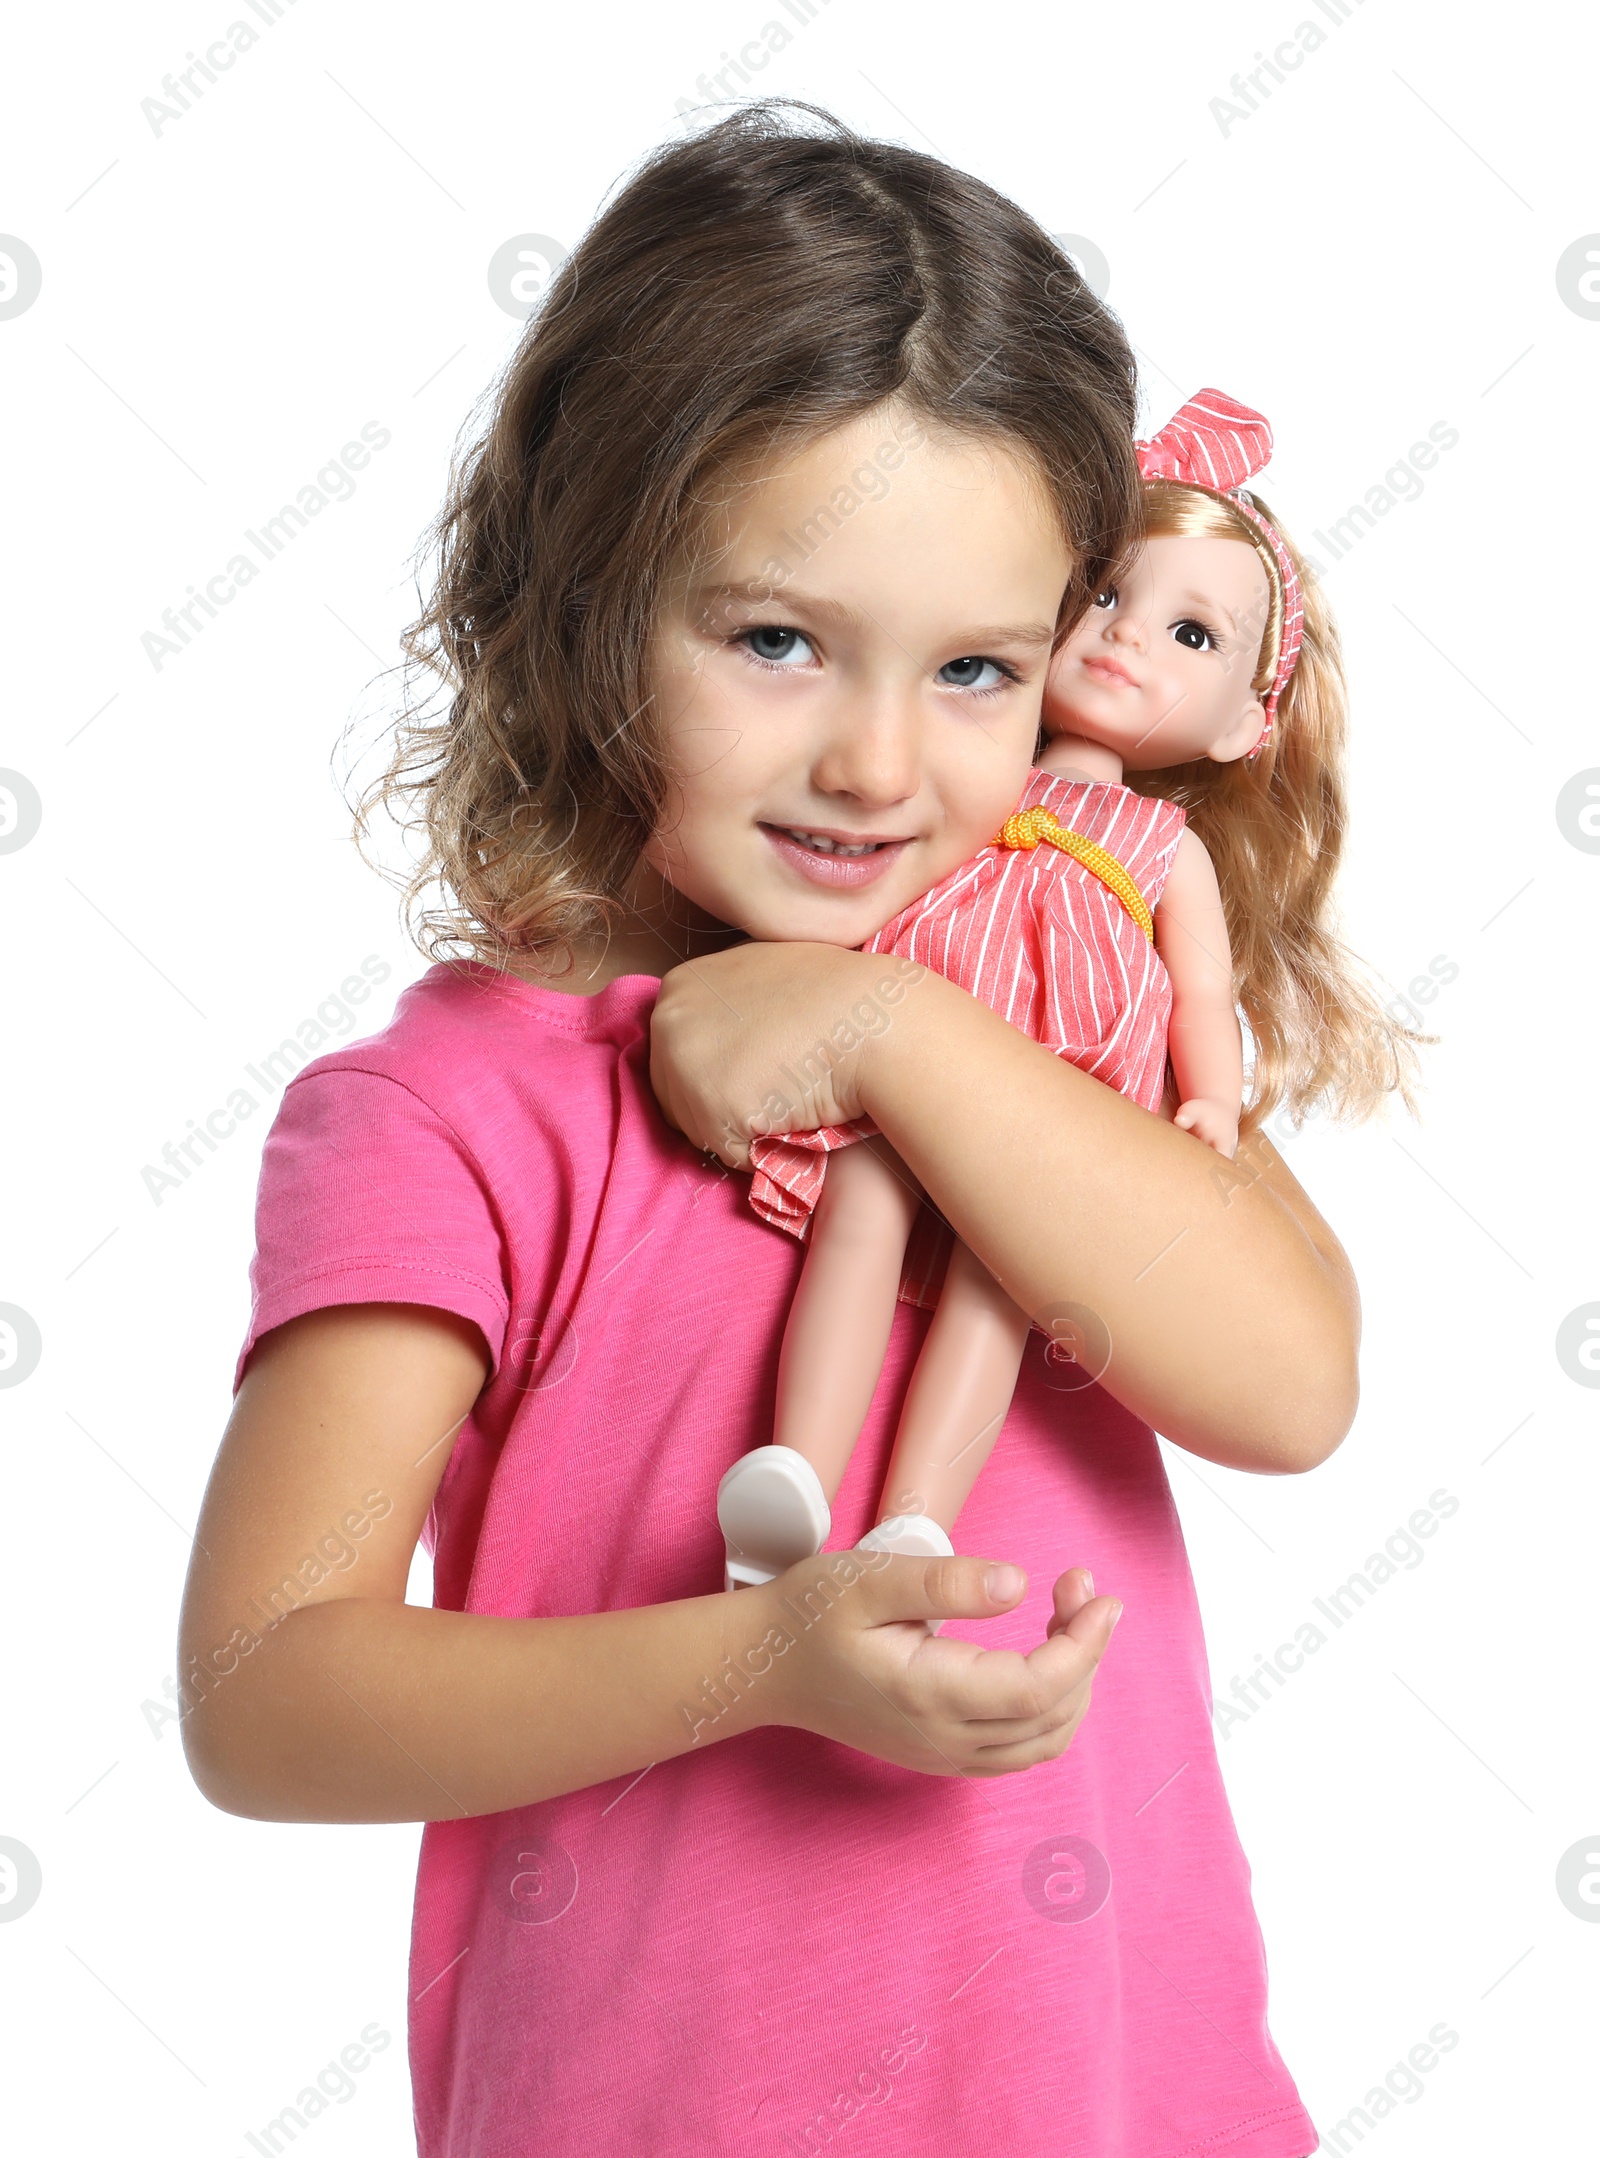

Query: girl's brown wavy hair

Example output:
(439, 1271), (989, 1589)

(350, 99), (1141, 972)
(1128, 479), (1429, 1135)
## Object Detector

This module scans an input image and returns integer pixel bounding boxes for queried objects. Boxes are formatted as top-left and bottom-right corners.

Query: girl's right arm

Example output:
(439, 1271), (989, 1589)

(179, 1302), (1120, 1823)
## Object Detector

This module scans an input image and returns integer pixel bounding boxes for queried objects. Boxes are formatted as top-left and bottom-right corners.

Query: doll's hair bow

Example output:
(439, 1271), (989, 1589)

(1133, 387), (1304, 753)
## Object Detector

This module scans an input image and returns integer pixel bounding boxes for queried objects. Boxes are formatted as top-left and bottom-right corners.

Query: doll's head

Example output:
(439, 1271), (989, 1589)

(357, 100), (1142, 966)
(1044, 384), (1310, 778)
(1044, 486), (1286, 774)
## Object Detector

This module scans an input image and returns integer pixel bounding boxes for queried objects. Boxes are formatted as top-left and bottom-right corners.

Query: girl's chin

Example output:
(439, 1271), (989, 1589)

(742, 903), (882, 949)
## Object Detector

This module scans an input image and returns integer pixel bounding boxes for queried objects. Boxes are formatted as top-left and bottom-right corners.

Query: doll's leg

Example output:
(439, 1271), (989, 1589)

(866, 1236), (1032, 1543)
(777, 1139), (924, 1493)
(717, 1139), (922, 1590)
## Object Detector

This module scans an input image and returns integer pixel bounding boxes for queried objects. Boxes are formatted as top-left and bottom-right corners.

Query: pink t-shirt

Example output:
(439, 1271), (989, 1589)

(237, 961), (1317, 2158)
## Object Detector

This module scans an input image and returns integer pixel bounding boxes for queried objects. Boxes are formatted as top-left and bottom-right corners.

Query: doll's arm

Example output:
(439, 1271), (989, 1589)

(1153, 829), (1244, 1160)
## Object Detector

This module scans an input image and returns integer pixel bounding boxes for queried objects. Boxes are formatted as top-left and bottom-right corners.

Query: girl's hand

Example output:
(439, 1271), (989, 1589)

(1172, 1097), (1240, 1158)
(753, 1553), (1122, 1777)
(651, 942), (899, 1166)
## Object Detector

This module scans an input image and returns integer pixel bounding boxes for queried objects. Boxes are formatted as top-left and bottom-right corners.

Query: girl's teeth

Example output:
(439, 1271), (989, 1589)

(786, 829), (879, 857)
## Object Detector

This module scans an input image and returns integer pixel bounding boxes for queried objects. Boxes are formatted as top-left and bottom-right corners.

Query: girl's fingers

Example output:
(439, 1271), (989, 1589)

(962, 1723), (1089, 1775)
(958, 1696), (1091, 1751)
(856, 1551), (1031, 1632)
(1046, 1565), (1099, 1638)
(767, 1555), (1118, 1774)
(925, 1602), (1117, 1725)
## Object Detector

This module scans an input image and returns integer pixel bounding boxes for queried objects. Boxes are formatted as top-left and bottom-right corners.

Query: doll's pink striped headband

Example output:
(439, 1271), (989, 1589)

(1134, 387), (1304, 756)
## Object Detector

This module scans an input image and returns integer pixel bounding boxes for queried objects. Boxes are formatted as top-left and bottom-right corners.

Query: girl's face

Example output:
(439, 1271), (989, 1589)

(637, 401), (1072, 950)
(1044, 533), (1270, 770)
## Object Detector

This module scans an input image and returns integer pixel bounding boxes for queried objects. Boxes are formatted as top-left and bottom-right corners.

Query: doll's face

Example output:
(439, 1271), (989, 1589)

(1044, 533), (1271, 770)
(638, 400), (1071, 949)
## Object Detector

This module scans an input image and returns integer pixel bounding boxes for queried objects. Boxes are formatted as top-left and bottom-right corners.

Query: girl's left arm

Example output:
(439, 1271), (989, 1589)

(652, 943), (1359, 1476)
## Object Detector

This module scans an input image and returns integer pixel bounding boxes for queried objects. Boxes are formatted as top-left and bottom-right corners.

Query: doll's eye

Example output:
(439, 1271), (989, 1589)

(1171, 619), (1216, 652)
(1093, 587), (1117, 610)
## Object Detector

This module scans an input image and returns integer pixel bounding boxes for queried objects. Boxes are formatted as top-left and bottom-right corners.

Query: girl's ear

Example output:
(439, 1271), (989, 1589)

(1205, 696), (1266, 765)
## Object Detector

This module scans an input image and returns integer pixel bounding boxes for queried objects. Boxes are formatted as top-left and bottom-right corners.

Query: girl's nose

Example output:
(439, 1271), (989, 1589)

(811, 688), (921, 807)
(1106, 611), (1145, 650)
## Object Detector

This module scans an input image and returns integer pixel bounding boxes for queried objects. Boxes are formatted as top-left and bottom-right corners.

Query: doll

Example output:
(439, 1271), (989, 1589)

(716, 390), (1417, 1597)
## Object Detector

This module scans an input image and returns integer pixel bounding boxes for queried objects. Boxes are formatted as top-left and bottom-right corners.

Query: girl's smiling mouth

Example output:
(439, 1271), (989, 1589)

(760, 823), (913, 888)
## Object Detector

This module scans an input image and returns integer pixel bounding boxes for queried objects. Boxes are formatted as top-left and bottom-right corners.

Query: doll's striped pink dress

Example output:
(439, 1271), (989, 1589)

(748, 769), (1188, 1302)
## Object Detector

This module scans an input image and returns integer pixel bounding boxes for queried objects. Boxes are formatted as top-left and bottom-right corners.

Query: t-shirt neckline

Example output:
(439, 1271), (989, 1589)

(444, 957), (661, 1030)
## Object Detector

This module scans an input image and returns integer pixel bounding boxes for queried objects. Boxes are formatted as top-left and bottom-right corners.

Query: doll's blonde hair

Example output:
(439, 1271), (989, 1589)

(1128, 479), (1428, 1137)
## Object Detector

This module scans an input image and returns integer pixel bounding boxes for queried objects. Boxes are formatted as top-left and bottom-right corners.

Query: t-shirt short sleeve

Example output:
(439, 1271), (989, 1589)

(234, 1065), (510, 1392)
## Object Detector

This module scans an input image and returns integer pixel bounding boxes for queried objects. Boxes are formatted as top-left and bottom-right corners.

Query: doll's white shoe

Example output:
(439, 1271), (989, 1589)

(855, 1514), (956, 1634)
(856, 1513), (955, 1558)
(717, 1445), (831, 1592)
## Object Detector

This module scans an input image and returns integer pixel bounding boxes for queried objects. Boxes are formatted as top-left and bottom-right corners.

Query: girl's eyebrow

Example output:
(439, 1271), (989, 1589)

(694, 579), (1057, 648)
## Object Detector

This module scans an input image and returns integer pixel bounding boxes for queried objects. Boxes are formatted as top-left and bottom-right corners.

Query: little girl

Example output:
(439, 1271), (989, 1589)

(718, 389), (1419, 1592)
(183, 101), (1363, 2158)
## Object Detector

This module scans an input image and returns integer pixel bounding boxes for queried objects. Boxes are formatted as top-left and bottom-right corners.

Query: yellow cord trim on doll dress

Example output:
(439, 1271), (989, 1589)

(994, 807), (1155, 943)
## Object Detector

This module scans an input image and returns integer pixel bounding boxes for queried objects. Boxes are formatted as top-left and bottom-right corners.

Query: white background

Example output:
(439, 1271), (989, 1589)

(2, 2), (1595, 2151)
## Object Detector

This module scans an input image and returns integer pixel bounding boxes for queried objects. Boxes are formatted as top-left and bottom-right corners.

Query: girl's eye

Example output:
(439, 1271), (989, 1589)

(938, 655), (1014, 693)
(738, 628), (1017, 698)
(1171, 619), (1216, 653)
(1093, 587), (1117, 610)
(740, 625), (815, 669)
